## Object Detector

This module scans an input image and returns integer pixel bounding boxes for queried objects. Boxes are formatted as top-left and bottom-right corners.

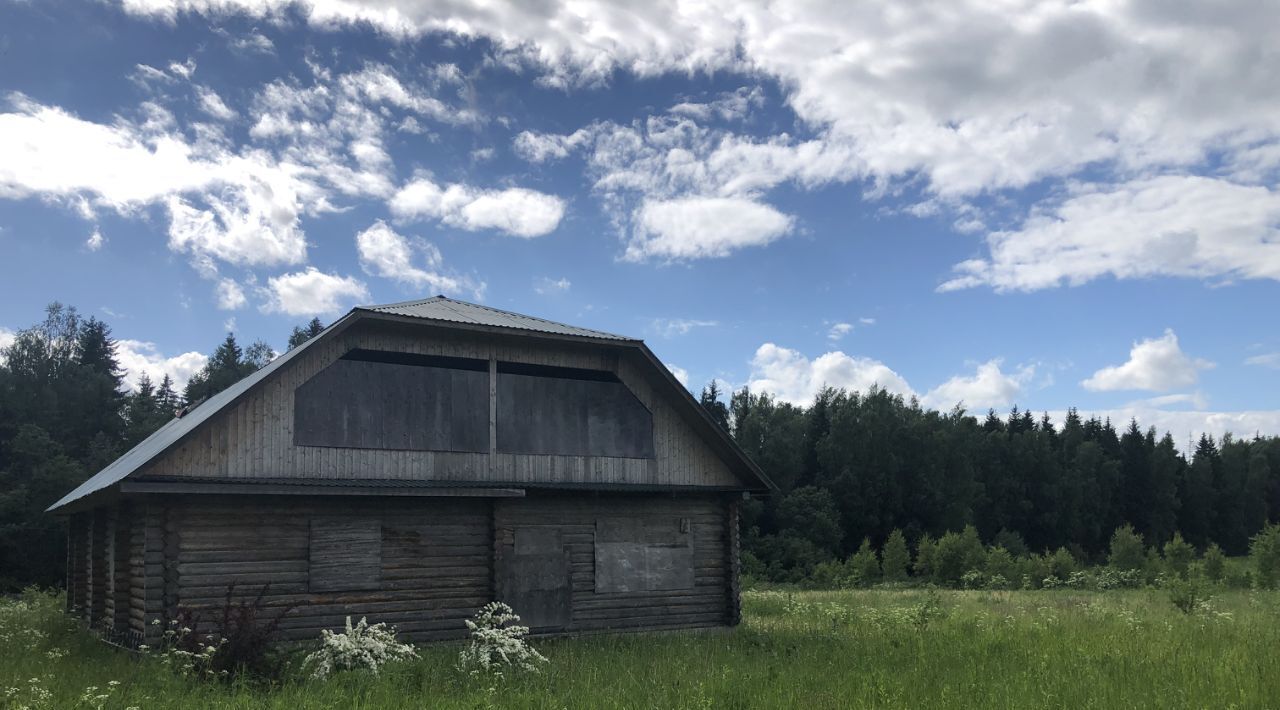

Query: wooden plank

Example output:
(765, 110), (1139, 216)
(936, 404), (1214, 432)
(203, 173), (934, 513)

(309, 517), (380, 592)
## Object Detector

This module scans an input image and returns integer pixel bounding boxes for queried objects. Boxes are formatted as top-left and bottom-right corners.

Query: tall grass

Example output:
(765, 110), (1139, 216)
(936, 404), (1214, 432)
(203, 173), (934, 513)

(3, 587), (1278, 709)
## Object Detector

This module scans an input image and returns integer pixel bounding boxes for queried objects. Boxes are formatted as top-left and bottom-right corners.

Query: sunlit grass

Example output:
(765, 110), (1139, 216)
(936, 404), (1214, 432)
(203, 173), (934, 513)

(3, 586), (1278, 709)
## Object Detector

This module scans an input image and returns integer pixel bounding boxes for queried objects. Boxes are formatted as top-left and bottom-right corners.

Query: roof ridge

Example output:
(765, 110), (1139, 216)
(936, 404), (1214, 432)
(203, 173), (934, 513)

(362, 295), (636, 341)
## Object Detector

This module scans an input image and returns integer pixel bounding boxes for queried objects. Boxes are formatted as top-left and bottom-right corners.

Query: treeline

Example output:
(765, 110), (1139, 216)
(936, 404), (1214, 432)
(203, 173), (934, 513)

(699, 383), (1280, 582)
(0, 304), (324, 590)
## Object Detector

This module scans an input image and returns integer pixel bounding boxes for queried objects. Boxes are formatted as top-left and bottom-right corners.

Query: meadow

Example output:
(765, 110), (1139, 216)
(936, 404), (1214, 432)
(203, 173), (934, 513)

(3, 586), (1278, 710)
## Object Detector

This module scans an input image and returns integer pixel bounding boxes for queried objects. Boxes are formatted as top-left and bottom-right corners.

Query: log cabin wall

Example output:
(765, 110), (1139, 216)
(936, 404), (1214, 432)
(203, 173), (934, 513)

(165, 496), (495, 643)
(137, 321), (743, 489)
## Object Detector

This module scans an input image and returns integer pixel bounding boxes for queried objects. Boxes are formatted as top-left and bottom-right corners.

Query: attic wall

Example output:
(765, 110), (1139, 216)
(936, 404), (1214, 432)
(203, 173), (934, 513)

(139, 322), (743, 488)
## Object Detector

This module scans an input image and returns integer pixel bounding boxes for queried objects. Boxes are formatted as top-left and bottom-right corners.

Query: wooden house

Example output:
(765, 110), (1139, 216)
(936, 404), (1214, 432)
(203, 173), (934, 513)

(48, 297), (774, 644)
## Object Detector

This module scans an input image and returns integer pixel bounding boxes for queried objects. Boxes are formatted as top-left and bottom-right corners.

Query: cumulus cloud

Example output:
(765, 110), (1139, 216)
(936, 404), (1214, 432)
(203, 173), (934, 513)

(1082, 330), (1213, 392)
(922, 360), (1036, 412)
(115, 339), (208, 391)
(85, 228), (104, 251)
(356, 220), (481, 297)
(196, 87), (237, 121)
(664, 363), (690, 388)
(942, 177), (1280, 292)
(214, 278), (246, 310)
(747, 343), (914, 406)
(389, 178), (565, 238)
(630, 197), (792, 261)
(1051, 408), (1280, 451)
(261, 267), (370, 316)
(0, 327), (15, 357)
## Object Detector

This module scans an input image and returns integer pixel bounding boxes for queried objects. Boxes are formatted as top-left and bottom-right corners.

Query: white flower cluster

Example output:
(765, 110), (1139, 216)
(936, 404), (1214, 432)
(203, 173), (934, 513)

(457, 602), (547, 676)
(302, 616), (418, 680)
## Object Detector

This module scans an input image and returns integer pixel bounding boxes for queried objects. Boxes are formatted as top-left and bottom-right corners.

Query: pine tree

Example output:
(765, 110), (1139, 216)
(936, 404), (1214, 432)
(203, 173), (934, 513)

(698, 381), (730, 432)
(287, 317), (326, 350)
(880, 529), (910, 581)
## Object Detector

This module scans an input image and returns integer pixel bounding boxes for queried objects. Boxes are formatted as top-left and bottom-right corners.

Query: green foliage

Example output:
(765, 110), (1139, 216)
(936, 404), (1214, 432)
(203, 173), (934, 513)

(286, 318), (326, 351)
(1108, 525), (1146, 571)
(184, 333), (276, 404)
(983, 545), (1016, 583)
(931, 526), (986, 586)
(848, 538), (881, 586)
(1251, 523), (1280, 590)
(1202, 543), (1226, 583)
(880, 529), (910, 582)
(913, 534), (937, 580)
(1166, 576), (1211, 614)
(1163, 533), (1196, 579)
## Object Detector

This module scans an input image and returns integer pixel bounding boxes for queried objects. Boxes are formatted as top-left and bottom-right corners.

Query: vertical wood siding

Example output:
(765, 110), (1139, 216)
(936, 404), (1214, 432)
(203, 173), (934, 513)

(139, 322), (743, 489)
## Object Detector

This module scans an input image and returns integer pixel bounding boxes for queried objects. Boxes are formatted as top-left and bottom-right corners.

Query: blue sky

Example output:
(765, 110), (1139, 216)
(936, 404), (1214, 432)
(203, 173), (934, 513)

(2, 0), (1279, 444)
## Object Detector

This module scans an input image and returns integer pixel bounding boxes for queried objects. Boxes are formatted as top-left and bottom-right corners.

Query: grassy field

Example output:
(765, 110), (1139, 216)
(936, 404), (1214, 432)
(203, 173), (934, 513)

(3, 587), (1278, 709)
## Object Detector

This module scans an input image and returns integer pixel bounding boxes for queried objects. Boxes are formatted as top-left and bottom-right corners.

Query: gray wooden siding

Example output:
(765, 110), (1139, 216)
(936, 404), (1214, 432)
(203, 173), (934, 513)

(140, 322), (742, 488)
(495, 372), (654, 458)
(168, 497), (493, 642)
(494, 495), (731, 633)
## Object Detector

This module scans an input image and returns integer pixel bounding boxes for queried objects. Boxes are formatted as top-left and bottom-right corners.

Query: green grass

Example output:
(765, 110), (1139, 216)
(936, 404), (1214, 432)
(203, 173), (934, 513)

(3, 587), (1279, 709)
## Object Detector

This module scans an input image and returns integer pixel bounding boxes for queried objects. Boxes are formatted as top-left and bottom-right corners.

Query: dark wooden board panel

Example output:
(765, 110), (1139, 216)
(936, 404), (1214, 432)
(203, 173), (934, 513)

(293, 359), (488, 453)
(309, 518), (381, 592)
(496, 372), (654, 458)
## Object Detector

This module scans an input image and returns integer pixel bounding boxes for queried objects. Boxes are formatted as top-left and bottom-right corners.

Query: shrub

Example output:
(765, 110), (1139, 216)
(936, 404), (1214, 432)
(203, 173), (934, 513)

(959, 569), (985, 589)
(458, 602), (547, 675)
(1046, 548), (1078, 583)
(1202, 543), (1226, 583)
(984, 546), (1016, 583)
(991, 529), (1029, 558)
(1162, 533), (1195, 579)
(1094, 568), (1142, 590)
(1167, 576), (1211, 614)
(810, 560), (851, 589)
(1108, 525), (1145, 571)
(303, 616), (418, 679)
(913, 534), (937, 580)
(983, 573), (1011, 590)
(933, 526), (985, 587)
(150, 584), (292, 681)
(1224, 565), (1254, 590)
(880, 529), (910, 582)
(1250, 523), (1280, 589)
(849, 538), (881, 586)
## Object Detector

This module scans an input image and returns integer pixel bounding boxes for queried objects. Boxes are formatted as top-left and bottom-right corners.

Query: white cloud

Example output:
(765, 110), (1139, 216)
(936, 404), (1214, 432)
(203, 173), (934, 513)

(0, 327), (15, 355)
(747, 343), (914, 406)
(115, 338), (208, 392)
(827, 323), (853, 341)
(942, 177), (1280, 292)
(389, 178), (565, 238)
(227, 31), (274, 55)
(1124, 392), (1210, 410)
(196, 87), (237, 121)
(355, 220), (481, 297)
(215, 278), (246, 310)
(261, 267), (370, 316)
(534, 277), (571, 294)
(665, 363), (690, 388)
(85, 228), (104, 251)
(512, 128), (593, 163)
(1245, 352), (1280, 369)
(630, 197), (792, 261)
(922, 359), (1035, 412)
(651, 318), (717, 338)
(670, 87), (764, 123)
(1083, 330), (1213, 393)
(859, 317), (876, 326)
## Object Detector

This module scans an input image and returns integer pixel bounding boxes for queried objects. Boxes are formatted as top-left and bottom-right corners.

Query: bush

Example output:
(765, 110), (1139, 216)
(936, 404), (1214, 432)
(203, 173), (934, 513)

(1224, 565), (1254, 590)
(1202, 543), (1226, 583)
(1108, 525), (1145, 571)
(849, 538), (881, 586)
(984, 546), (1016, 583)
(1250, 523), (1280, 589)
(960, 569), (985, 589)
(1163, 533), (1195, 579)
(913, 534), (937, 580)
(303, 616), (418, 679)
(150, 584), (292, 682)
(933, 526), (986, 587)
(458, 602), (547, 676)
(1046, 548), (1079, 583)
(880, 529), (910, 582)
(1167, 576), (1211, 614)
(991, 529), (1029, 559)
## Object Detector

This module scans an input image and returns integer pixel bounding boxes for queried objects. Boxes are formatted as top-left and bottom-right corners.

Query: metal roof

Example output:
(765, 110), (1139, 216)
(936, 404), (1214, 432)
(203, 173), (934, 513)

(363, 296), (635, 341)
(47, 297), (772, 512)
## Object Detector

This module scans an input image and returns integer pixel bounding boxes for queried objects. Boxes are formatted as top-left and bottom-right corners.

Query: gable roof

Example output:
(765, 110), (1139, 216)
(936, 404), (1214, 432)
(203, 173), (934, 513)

(48, 297), (773, 512)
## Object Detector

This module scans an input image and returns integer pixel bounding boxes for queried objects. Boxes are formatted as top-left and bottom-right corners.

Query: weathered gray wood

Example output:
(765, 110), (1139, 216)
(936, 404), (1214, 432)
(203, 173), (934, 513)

(500, 526), (571, 630)
(309, 518), (381, 592)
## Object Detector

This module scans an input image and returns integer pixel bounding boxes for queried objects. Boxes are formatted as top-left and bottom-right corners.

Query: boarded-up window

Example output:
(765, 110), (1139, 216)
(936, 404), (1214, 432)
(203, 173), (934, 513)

(294, 350), (489, 452)
(310, 518), (381, 592)
(594, 518), (693, 593)
(496, 363), (654, 458)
